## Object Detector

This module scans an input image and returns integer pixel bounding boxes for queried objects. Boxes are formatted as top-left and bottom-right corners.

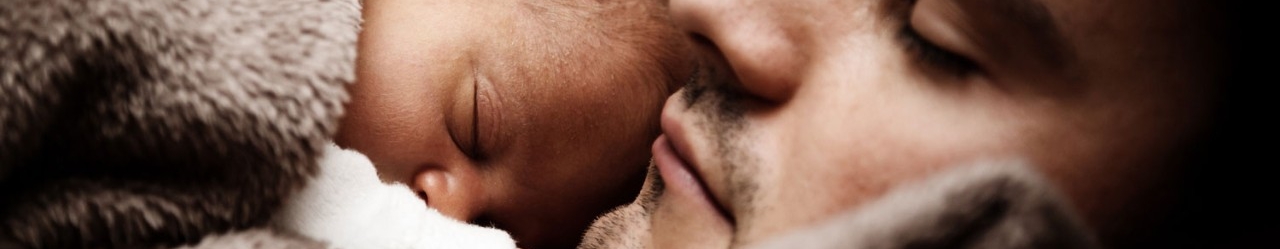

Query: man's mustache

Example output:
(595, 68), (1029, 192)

(680, 62), (748, 123)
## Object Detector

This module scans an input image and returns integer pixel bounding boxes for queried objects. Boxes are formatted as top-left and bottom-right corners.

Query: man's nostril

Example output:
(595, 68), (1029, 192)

(689, 33), (715, 47)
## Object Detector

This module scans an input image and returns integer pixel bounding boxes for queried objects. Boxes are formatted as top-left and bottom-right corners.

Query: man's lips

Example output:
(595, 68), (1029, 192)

(652, 132), (735, 226)
(650, 134), (736, 249)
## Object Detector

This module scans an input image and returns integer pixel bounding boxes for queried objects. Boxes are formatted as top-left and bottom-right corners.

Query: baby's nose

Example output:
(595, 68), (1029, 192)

(414, 166), (487, 223)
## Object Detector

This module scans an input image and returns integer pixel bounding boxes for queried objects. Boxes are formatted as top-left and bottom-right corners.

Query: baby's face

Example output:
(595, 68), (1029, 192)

(336, 0), (692, 248)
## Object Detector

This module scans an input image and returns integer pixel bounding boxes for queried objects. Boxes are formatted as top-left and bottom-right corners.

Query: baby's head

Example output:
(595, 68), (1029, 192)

(336, 0), (693, 248)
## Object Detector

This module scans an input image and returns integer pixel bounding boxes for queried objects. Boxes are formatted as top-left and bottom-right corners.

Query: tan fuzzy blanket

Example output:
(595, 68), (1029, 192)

(0, 0), (360, 247)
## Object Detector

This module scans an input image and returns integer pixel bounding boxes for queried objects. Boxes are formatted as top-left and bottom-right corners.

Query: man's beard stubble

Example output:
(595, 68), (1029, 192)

(680, 64), (761, 236)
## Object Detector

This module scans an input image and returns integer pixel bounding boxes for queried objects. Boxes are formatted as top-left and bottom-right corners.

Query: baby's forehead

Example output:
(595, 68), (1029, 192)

(511, 0), (689, 87)
(516, 0), (663, 42)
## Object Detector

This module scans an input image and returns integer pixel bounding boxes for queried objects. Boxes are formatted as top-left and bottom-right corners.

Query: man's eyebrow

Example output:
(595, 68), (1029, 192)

(970, 0), (1076, 71)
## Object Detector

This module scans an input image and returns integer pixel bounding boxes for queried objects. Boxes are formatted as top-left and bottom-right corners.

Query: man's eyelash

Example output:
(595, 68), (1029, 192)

(899, 26), (978, 77)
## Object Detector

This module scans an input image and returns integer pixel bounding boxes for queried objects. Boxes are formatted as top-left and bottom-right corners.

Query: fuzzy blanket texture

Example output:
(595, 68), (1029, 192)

(745, 162), (1100, 249)
(1, 0), (360, 247)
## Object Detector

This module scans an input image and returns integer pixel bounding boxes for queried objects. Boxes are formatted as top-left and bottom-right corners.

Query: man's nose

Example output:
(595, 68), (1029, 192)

(669, 0), (802, 103)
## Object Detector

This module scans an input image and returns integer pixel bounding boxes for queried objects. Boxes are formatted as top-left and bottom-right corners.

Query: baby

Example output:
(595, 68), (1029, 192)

(332, 0), (693, 248)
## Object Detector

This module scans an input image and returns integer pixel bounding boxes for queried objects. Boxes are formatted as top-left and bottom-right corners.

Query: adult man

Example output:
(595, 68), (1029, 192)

(582, 0), (1261, 247)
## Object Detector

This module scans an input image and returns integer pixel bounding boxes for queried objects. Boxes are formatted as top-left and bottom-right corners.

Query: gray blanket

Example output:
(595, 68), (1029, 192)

(1, 0), (360, 247)
(745, 162), (1099, 249)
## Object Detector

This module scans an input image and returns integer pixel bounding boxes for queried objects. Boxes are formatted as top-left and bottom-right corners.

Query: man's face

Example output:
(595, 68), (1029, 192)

(338, 0), (691, 248)
(587, 0), (1224, 247)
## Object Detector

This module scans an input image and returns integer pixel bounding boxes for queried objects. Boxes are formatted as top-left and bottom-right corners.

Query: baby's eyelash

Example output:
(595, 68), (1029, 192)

(470, 75), (482, 159)
(899, 26), (978, 77)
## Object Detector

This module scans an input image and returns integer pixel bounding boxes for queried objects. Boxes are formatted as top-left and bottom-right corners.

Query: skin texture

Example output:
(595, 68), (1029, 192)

(336, 0), (693, 248)
(582, 0), (1228, 247)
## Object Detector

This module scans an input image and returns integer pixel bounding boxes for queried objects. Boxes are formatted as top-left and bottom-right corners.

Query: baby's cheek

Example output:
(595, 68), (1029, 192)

(371, 164), (404, 183)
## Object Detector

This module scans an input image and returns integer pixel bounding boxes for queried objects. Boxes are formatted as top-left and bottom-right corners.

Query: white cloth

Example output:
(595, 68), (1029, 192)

(272, 144), (516, 249)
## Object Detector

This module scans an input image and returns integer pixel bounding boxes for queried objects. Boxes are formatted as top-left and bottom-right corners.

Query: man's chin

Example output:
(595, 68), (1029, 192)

(577, 163), (663, 249)
(577, 200), (652, 249)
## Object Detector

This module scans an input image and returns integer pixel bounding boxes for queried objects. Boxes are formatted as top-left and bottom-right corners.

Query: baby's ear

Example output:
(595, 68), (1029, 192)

(413, 166), (487, 223)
